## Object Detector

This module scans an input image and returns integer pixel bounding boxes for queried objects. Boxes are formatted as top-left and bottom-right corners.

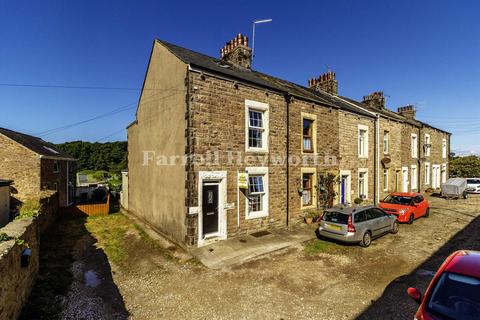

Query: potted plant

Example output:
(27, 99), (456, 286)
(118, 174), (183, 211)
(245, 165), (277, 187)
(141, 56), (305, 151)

(353, 197), (363, 206)
(304, 210), (317, 224)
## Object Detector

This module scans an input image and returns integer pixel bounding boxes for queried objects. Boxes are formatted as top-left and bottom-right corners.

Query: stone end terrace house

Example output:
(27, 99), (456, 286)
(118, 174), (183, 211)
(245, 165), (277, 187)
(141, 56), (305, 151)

(0, 128), (76, 207)
(127, 34), (450, 248)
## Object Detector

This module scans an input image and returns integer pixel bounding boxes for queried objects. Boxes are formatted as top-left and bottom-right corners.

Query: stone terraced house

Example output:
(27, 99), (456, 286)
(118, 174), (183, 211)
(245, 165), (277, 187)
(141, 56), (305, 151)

(127, 34), (450, 248)
(0, 128), (76, 207)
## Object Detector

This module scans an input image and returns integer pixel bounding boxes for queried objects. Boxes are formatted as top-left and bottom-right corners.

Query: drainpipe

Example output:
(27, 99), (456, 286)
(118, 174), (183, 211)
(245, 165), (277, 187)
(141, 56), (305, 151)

(418, 125), (422, 193)
(284, 93), (291, 227)
(375, 113), (380, 204)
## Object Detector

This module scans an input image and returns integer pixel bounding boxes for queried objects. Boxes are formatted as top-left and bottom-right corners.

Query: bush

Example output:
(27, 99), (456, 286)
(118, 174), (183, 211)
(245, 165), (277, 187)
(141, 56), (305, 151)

(16, 199), (41, 219)
(353, 197), (363, 205)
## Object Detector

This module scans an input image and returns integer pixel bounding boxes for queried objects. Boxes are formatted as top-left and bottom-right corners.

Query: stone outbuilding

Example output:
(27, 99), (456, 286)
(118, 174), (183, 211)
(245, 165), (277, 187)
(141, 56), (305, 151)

(0, 128), (76, 207)
(0, 179), (12, 227)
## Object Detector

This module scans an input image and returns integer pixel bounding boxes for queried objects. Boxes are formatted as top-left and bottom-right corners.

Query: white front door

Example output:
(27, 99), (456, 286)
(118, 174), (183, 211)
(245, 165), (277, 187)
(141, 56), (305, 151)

(402, 167), (409, 192)
(432, 165), (441, 189)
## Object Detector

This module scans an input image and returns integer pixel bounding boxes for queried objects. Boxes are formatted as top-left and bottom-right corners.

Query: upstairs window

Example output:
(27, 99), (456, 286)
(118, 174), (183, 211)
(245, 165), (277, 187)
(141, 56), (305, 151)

(383, 131), (389, 154)
(358, 125), (369, 158)
(442, 138), (447, 158)
(411, 165), (418, 190)
(303, 119), (314, 153)
(424, 134), (431, 157)
(383, 169), (389, 191)
(245, 100), (269, 153)
(411, 134), (418, 158)
(53, 161), (59, 173)
(248, 110), (263, 148)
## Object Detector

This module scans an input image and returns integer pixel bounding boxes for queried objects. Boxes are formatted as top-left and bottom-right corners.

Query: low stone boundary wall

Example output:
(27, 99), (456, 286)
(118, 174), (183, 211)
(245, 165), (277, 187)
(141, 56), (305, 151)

(0, 193), (58, 319)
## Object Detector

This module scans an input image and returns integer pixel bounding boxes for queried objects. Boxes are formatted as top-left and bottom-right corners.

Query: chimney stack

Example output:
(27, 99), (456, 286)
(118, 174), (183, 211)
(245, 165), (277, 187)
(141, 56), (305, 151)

(362, 91), (386, 109)
(220, 33), (252, 69)
(398, 105), (416, 119)
(308, 71), (338, 95)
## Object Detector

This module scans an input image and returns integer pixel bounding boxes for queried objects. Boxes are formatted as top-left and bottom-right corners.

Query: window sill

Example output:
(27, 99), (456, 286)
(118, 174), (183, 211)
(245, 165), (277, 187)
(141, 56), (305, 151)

(358, 155), (368, 159)
(246, 148), (269, 154)
(301, 204), (316, 210)
(246, 211), (268, 220)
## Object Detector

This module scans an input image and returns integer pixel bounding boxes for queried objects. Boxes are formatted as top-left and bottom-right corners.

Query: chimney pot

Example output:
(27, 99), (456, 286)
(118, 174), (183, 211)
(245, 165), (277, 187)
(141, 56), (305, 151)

(308, 70), (338, 95)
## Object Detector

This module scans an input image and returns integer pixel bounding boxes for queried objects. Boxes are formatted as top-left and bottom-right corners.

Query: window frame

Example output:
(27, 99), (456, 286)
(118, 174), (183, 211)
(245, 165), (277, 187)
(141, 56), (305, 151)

(358, 168), (368, 199)
(411, 165), (418, 190)
(411, 133), (418, 158)
(383, 131), (389, 154)
(383, 169), (389, 192)
(424, 134), (431, 157)
(301, 168), (317, 209)
(358, 125), (369, 158)
(53, 161), (59, 173)
(442, 138), (447, 159)
(301, 113), (317, 154)
(245, 100), (269, 153)
(425, 162), (430, 185)
(245, 167), (269, 219)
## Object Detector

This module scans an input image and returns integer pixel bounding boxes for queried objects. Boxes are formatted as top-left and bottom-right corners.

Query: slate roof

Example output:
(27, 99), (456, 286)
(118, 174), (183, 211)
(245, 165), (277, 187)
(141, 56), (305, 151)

(156, 39), (375, 118)
(0, 127), (75, 159)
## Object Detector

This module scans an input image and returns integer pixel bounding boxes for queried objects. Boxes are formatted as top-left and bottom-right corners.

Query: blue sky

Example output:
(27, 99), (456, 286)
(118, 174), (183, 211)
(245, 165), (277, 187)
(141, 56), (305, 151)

(0, 0), (479, 152)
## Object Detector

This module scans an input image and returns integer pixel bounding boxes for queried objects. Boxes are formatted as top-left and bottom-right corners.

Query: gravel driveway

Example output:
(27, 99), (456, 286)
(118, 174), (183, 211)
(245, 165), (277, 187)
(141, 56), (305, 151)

(24, 194), (480, 319)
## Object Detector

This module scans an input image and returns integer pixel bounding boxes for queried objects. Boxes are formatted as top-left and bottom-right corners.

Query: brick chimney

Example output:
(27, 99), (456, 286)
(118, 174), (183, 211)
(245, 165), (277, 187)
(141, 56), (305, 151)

(220, 33), (252, 69)
(308, 71), (338, 95)
(362, 91), (386, 109)
(398, 105), (416, 119)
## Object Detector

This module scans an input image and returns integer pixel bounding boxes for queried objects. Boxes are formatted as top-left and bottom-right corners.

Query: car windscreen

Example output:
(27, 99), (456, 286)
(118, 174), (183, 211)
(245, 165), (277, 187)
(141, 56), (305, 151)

(427, 272), (480, 320)
(467, 179), (480, 184)
(322, 211), (349, 225)
(383, 195), (413, 205)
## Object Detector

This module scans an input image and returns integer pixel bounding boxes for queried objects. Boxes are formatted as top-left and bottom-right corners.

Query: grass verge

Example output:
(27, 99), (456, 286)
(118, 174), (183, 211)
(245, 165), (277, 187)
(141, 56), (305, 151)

(303, 239), (337, 254)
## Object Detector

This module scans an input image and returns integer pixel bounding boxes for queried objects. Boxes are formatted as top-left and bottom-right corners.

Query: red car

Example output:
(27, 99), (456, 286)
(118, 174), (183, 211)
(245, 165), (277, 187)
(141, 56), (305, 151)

(407, 250), (480, 320)
(379, 192), (430, 224)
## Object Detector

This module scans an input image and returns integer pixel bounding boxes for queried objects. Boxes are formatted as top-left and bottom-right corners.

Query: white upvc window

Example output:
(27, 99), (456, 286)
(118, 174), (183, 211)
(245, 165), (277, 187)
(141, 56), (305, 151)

(358, 168), (368, 199)
(245, 100), (269, 153)
(442, 138), (447, 159)
(246, 167), (269, 219)
(383, 169), (389, 191)
(425, 162), (430, 185)
(383, 131), (389, 154)
(424, 134), (431, 157)
(358, 125), (369, 158)
(411, 133), (418, 158)
(411, 165), (418, 190)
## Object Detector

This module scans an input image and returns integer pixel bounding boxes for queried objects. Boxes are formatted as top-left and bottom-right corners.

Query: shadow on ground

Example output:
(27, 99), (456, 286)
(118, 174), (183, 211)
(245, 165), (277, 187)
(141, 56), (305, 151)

(20, 212), (129, 320)
(355, 215), (480, 320)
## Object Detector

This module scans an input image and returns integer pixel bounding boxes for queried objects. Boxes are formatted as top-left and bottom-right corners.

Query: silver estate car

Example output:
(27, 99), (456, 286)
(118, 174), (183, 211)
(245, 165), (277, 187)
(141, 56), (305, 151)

(318, 205), (399, 247)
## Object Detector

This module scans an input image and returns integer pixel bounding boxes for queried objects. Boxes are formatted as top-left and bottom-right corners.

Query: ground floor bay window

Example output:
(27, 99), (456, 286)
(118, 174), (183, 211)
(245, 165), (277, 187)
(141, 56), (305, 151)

(246, 167), (268, 219)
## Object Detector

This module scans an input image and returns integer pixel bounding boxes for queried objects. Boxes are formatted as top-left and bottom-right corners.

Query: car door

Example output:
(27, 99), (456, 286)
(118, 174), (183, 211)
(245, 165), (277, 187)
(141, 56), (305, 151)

(366, 209), (383, 237)
(414, 195), (427, 217)
(372, 208), (392, 233)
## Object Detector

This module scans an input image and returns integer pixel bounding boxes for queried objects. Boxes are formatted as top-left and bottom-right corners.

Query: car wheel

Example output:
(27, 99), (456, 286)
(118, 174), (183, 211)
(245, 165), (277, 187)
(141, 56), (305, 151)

(360, 231), (372, 247)
(408, 214), (414, 225)
(424, 208), (430, 218)
(391, 221), (399, 234)
(463, 192), (468, 199)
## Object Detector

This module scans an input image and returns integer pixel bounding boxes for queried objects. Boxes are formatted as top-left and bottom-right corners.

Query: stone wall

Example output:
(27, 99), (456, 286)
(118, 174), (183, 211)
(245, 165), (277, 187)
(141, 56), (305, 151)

(0, 193), (58, 319)
(0, 134), (41, 201)
(379, 117), (404, 199)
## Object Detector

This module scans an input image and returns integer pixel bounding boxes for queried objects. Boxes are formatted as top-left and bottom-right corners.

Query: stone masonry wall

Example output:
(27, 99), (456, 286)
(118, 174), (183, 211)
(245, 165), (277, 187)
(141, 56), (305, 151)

(379, 118), (404, 199)
(40, 159), (72, 207)
(0, 134), (41, 201)
(338, 111), (375, 204)
(0, 193), (58, 320)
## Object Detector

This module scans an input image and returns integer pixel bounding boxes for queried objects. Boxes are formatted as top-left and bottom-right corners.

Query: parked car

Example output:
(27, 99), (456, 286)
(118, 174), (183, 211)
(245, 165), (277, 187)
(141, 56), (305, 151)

(466, 178), (480, 194)
(317, 205), (399, 247)
(441, 177), (468, 199)
(407, 250), (480, 320)
(378, 192), (430, 224)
